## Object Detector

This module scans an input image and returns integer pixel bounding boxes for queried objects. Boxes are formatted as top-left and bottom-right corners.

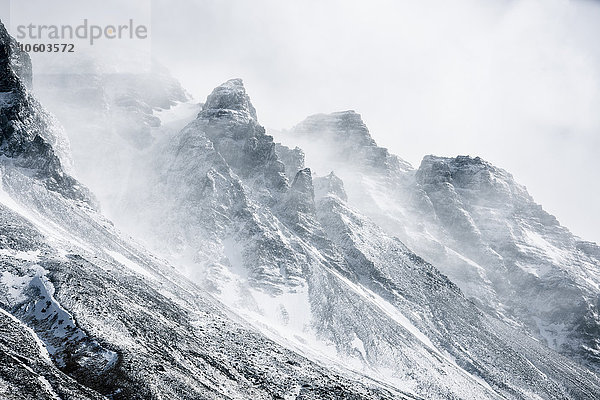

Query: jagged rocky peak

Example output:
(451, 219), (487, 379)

(201, 78), (257, 120)
(284, 167), (316, 215)
(314, 171), (348, 202)
(190, 78), (287, 193)
(279, 167), (319, 228)
(289, 110), (413, 174)
(417, 154), (532, 204)
(0, 21), (32, 90)
(274, 143), (305, 179)
(293, 110), (375, 146)
(415, 154), (561, 237)
(290, 168), (314, 197)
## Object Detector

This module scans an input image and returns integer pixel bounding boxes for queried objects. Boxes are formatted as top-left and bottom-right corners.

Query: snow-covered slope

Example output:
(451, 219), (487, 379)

(0, 20), (416, 400)
(0, 170), (408, 399)
(3, 14), (600, 397)
(282, 109), (600, 373)
(116, 78), (600, 399)
(30, 53), (197, 218)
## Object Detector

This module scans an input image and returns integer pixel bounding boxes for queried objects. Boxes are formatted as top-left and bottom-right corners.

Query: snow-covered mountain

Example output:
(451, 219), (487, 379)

(110, 78), (600, 399)
(0, 21), (418, 400)
(3, 16), (600, 399)
(281, 109), (600, 372)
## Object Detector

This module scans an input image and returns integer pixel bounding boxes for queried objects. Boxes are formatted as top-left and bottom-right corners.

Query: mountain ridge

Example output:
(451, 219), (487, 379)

(0, 22), (416, 399)
(3, 16), (599, 396)
(110, 78), (600, 398)
(283, 110), (600, 372)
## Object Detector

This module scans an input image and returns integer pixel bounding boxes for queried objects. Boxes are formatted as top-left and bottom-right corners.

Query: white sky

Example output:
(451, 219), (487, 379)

(149, 0), (600, 244)
(5, 0), (599, 243)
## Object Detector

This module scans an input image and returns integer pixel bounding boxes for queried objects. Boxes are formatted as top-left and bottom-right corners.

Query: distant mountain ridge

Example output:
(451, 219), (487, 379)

(284, 109), (600, 372)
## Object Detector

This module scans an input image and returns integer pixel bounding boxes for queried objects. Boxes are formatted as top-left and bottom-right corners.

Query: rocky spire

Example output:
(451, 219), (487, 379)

(314, 171), (347, 202)
(200, 78), (257, 121)
(289, 110), (413, 174)
(191, 79), (287, 194)
(274, 143), (305, 180)
(290, 168), (315, 206)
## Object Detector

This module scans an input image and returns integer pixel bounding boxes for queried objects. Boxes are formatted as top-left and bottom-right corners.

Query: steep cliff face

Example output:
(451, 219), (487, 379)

(0, 22), (91, 206)
(275, 143), (305, 181)
(415, 155), (600, 367)
(284, 110), (600, 372)
(120, 78), (600, 399)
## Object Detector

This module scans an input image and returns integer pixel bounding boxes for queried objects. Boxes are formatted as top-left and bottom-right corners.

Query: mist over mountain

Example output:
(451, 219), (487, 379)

(279, 110), (600, 372)
(1, 15), (600, 400)
(1, 20), (409, 400)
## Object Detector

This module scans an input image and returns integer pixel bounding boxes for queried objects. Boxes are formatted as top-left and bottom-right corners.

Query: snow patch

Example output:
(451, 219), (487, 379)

(351, 334), (366, 358)
(105, 249), (156, 280)
(1, 269), (37, 303)
(38, 376), (60, 400)
(0, 249), (40, 262)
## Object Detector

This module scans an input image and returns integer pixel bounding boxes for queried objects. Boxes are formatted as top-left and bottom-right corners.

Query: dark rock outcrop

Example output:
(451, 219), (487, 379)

(0, 20), (94, 206)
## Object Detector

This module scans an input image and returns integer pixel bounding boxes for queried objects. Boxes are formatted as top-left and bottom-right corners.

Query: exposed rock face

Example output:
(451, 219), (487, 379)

(416, 155), (600, 368)
(289, 168), (315, 210)
(284, 111), (600, 373)
(291, 110), (412, 175)
(275, 143), (305, 179)
(0, 21), (92, 206)
(197, 79), (287, 197)
(0, 23), (31, 90)
(314, 172), (348, 202)
(202, 78), (257, 120)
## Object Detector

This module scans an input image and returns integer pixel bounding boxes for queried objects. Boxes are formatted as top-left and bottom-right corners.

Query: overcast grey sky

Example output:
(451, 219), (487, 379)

(146, 0), (600, 244)
(5, 0), (599, 243)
